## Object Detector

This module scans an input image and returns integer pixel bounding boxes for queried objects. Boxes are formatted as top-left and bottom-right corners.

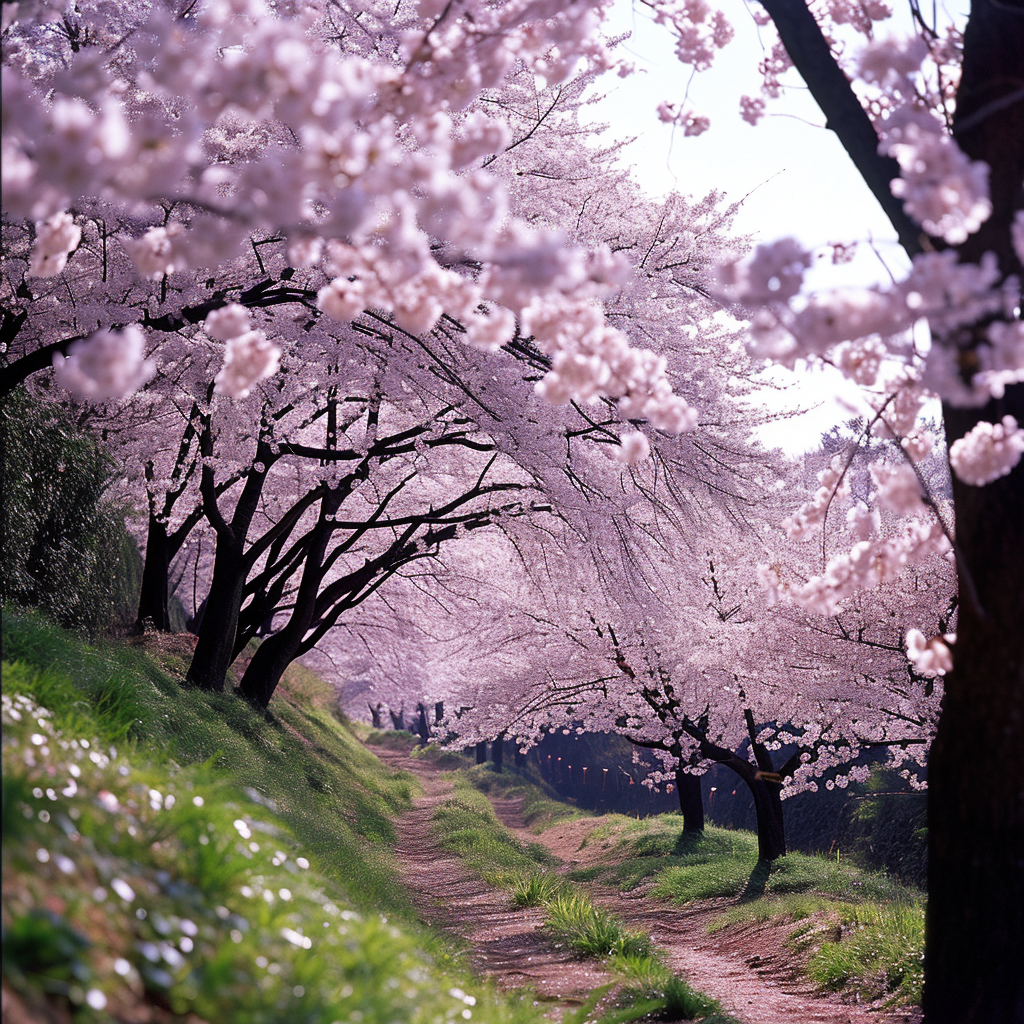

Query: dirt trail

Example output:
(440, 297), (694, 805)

(487, 796), (923, 1024)
(377, 748), (922, 1024)
(374, 748), (613, 1013)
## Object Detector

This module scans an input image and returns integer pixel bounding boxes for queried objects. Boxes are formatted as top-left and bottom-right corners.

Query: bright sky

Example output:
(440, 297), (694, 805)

(583, 1), (962, 452)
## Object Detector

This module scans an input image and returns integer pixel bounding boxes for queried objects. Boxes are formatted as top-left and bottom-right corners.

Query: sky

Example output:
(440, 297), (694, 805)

(582, 1), (962, 452)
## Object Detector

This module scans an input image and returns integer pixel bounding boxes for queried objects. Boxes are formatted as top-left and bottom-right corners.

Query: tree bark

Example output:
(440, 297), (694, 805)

(923, 4), (1024, 1020)
(749, 775), (787, 863)
(475, 741), (487, 764)
(185, 536), (245, 692)
(675, 767), (705, 833)
(185, 440), (272, 693)
(135, 513), (171, 632)
(742, 3), (1023, 1012)
(491, 732), (505, 772)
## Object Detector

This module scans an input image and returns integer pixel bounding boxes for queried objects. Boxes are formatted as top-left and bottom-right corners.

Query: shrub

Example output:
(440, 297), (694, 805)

(1, 389), (139, 632)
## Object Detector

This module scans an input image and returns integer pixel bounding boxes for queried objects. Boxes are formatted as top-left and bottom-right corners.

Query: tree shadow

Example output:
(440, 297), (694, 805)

(740, 859), (771, 901)
(671, 830), (706, 856)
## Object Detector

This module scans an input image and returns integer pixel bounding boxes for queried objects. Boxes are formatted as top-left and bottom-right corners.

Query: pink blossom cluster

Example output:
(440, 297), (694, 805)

(761, 518), (950, 615)
(5, 0), (708, 434)
(52, 326), (156, 401)
(859, 37), (991, 245)
(207, 305), (282, 400)
(739, 95), (765, 126)
(719, 239), (1019, 407)
(782, 455), (850, 539)
(948, 416), (1024, 486)
(28, 211), (80, 278)
(647, 0), (733, 72)
(656, 102), (710, 136)
(905, 629), (954, 677)
(523, 296), (699, 433)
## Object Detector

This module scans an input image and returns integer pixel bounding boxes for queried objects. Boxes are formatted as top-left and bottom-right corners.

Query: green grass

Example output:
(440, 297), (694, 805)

(0, 609), (554, 1024)
(542, 890), (653, 959)
(608, 952), (731, 1022)
(458, 762), (586, 830)
(555, 809), (923, 1008)
(431, 781), (553, 882)
(807, 901), (925, 1005)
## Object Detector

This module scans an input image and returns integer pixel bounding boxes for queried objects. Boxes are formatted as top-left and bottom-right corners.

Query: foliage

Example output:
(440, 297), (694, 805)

(844, 771), (928, 887)
(0, 389), (139, 632)
(1, 608), (415, 911)
(542, 890), (652, 959)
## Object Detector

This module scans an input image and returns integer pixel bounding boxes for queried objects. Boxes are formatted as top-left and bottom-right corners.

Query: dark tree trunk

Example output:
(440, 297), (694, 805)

(475, 741), (487, 765)
(752, 3), (1023, 1016)
(185, 538), (245, 692)
(415, 704), (430, 746)
(675, 768), (705, 834)
(491, 732), (505, 772)
(435, 701), (444, 724)
(235, 626), (301, 709)
(514, 747), (526, 768)
(389, 708), (406, 731)
(135, 514), (171, 632)
(369, 703), (383, 729)
(923, 5), (1024, 1021)
(688, 731), (787, 861)
(748, 776), (786, 862)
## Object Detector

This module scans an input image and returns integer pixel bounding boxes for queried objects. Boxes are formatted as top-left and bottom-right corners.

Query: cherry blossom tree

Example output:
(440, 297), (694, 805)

(441, 509), (948, 862)
(644, 2), (1023, 1017)
(4, 0), (1021, 1015)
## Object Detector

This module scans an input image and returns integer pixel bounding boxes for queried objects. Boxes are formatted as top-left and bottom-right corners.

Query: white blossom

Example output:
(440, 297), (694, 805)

(29, 211), (80, 278)
(906, 629), (953, 676)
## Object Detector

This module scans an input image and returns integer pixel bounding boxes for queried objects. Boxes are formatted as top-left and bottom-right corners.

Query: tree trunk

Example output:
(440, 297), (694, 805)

(369, 703), (383, 729)
(475, 741), (487, 765)
(675, 768), (705, 833)
(415, 704), (430, 746)
(235, 627), (300, 709)
(185, 538), (245, 692)
(922, 4), (1024, 1020)
(135, 513), (171, 632)
(491, 732), (505, 772)
(928, 399), (1024, 1024)
(748, 775), (786, 862)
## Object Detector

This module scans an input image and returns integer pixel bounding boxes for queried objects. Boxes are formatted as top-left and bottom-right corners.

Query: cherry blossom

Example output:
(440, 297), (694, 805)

(29, 211), (81, 278)
(214, 331), (282, 400)
(947, 416), (1024, 486)
(51, 326), (156, 401)
(905, 629), (954, 677)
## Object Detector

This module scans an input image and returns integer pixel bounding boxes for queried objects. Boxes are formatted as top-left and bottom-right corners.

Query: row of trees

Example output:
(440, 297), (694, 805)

(3, 0), (1021, 1019)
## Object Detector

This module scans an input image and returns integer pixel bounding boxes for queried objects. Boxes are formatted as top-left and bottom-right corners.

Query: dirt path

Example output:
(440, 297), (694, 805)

(487, 796), (924, 1024)
(376, 748), (922, 1024)
(374, 748), (613, 1014)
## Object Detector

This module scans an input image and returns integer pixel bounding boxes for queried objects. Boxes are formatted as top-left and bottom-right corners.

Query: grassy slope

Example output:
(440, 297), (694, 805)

(459, 765), (926, 1008)
(0, 609), (539, 1024)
